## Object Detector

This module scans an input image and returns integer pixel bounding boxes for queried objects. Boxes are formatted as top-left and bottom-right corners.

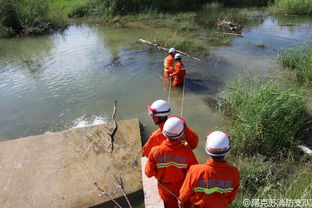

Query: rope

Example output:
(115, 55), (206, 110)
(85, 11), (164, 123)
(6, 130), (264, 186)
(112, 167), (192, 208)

(157, 182), (183, 208)
(158, 181), (196, 208)
(167, 77), (172, 103)
(180, 77), (186, 117)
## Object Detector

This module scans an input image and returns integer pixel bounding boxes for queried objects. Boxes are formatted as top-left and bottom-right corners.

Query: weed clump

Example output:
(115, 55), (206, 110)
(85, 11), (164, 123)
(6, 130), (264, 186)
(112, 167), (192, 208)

(224, 76), (306, 157)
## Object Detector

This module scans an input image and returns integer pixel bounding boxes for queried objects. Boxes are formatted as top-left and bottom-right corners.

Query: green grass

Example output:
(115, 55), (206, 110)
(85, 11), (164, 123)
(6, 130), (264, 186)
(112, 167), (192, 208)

(152, 33), (204, 52)
(230, 155), (312, 207)
(217, 8), (266, 23)
(269, 0), (312, 15)
(0, 0), (67, 37)
(223, 74), (312, 206)
(49, 0), (89, 17)
(278, 44), (312, 86)
(134, 12), (199, 31)
(202, 2), (223, 9)
(223, 76), (307, 157)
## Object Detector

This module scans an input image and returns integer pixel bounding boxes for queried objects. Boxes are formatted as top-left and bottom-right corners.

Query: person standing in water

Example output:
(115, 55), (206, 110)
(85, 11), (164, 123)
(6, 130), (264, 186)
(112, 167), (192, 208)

(170, 53), (186, 86)
(164, 48), (176, 79)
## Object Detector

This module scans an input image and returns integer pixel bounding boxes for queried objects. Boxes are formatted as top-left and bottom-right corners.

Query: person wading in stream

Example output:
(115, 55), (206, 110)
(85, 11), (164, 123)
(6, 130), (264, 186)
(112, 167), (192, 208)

(145, 116), (198, 208)
(178, 131), (240, 208)
(170, 53), (186, 86)
(142, 100), (199, 157)
(164, 48), (177, 80)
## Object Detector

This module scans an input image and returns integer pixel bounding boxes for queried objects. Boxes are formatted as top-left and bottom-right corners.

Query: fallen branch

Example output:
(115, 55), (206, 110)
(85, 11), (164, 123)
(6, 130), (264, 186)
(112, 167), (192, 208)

(113, 176), (133, 208)
(139, 39), (201, 61)
(215, 32), (243, 37)
(94, 182), (122, 208)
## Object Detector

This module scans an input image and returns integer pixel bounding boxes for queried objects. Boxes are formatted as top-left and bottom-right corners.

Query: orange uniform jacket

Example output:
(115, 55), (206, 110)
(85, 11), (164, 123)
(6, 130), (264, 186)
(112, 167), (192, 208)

(145, 140), (198, 183)
(145, 140), (198, 208)
(164, 55), (175, 78)
(179, 160), (240, 208)
(171, 61), (186, 86)
(142, 124), (199, 157)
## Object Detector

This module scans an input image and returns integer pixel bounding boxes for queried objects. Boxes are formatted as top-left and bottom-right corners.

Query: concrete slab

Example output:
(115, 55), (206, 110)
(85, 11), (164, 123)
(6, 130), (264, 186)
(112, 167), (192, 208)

(141, 157), (164, 208)
(0, 118), (142, 208)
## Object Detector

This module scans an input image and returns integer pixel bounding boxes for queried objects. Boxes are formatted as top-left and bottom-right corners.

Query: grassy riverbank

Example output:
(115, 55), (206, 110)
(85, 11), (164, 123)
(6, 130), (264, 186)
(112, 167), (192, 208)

(269, 0), (312, 15)
(220, 44), (312, 206)
(222, 73), (312, 206)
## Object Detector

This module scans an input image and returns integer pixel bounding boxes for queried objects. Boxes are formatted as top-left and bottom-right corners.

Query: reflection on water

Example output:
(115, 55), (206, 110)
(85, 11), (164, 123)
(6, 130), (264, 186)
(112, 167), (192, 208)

(0, 12), (312, 166)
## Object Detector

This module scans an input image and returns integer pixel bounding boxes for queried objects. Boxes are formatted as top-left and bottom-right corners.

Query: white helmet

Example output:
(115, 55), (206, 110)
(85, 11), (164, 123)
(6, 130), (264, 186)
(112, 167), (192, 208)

(205, 131), (230, 156)
(162, 116), (186, 140)
(169, 48), (176, 54)
(147, 100), (171, 117)
(174, 53), (182, 60)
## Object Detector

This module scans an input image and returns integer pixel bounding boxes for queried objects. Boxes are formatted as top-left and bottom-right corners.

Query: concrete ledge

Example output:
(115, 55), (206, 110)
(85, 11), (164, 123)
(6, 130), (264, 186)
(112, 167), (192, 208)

(141, 157), (164, 208)
(0, 118), (142, 208)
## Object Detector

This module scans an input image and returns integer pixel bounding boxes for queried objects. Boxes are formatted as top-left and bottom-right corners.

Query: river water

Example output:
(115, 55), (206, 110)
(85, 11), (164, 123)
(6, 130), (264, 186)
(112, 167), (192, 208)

(0, 11), (312, 165)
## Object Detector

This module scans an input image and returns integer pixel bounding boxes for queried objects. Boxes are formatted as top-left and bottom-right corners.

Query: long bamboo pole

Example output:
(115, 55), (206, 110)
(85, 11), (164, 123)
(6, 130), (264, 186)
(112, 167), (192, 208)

(139, 39), (201, 61)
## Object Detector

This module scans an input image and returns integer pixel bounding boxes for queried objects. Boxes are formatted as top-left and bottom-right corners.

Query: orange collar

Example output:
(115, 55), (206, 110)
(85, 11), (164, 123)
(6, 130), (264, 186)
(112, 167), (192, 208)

(205, 159), (228, 167)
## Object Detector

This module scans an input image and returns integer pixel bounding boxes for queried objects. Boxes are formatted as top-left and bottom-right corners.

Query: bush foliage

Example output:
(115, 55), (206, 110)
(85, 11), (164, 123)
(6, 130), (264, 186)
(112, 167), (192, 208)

(0, 0), (67, 37)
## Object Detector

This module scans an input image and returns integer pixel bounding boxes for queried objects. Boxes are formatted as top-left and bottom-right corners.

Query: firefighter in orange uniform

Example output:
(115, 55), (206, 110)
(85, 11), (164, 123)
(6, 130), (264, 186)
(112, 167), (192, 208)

(179, 131), (240, 208)
(170, 53), (186, 86)
(164, 48), (176, 79)
(143, 100), (171, 157)
(142, 100), (199, 157)
(145, 116), (198, 208)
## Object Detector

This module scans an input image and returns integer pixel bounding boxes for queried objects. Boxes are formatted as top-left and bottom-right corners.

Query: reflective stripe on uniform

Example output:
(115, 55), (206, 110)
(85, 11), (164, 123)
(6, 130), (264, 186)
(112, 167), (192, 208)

(164, 68), (174, 72)
(194, 187), (234, 194)
(156, 161), (188, 168)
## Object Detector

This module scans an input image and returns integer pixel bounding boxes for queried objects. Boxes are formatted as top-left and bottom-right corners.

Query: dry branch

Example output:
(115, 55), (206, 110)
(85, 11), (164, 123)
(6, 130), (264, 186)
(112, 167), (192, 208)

(113, 176), (133, 208)
(94, 182), (122, 208)
(105, 100), (118, 153)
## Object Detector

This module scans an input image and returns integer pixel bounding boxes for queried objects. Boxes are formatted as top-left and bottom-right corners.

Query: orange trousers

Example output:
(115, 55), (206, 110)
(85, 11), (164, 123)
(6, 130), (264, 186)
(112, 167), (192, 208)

(172, 76), (185, 86)
(164, 71), (170, 78)
(158, 181), (184, 208)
